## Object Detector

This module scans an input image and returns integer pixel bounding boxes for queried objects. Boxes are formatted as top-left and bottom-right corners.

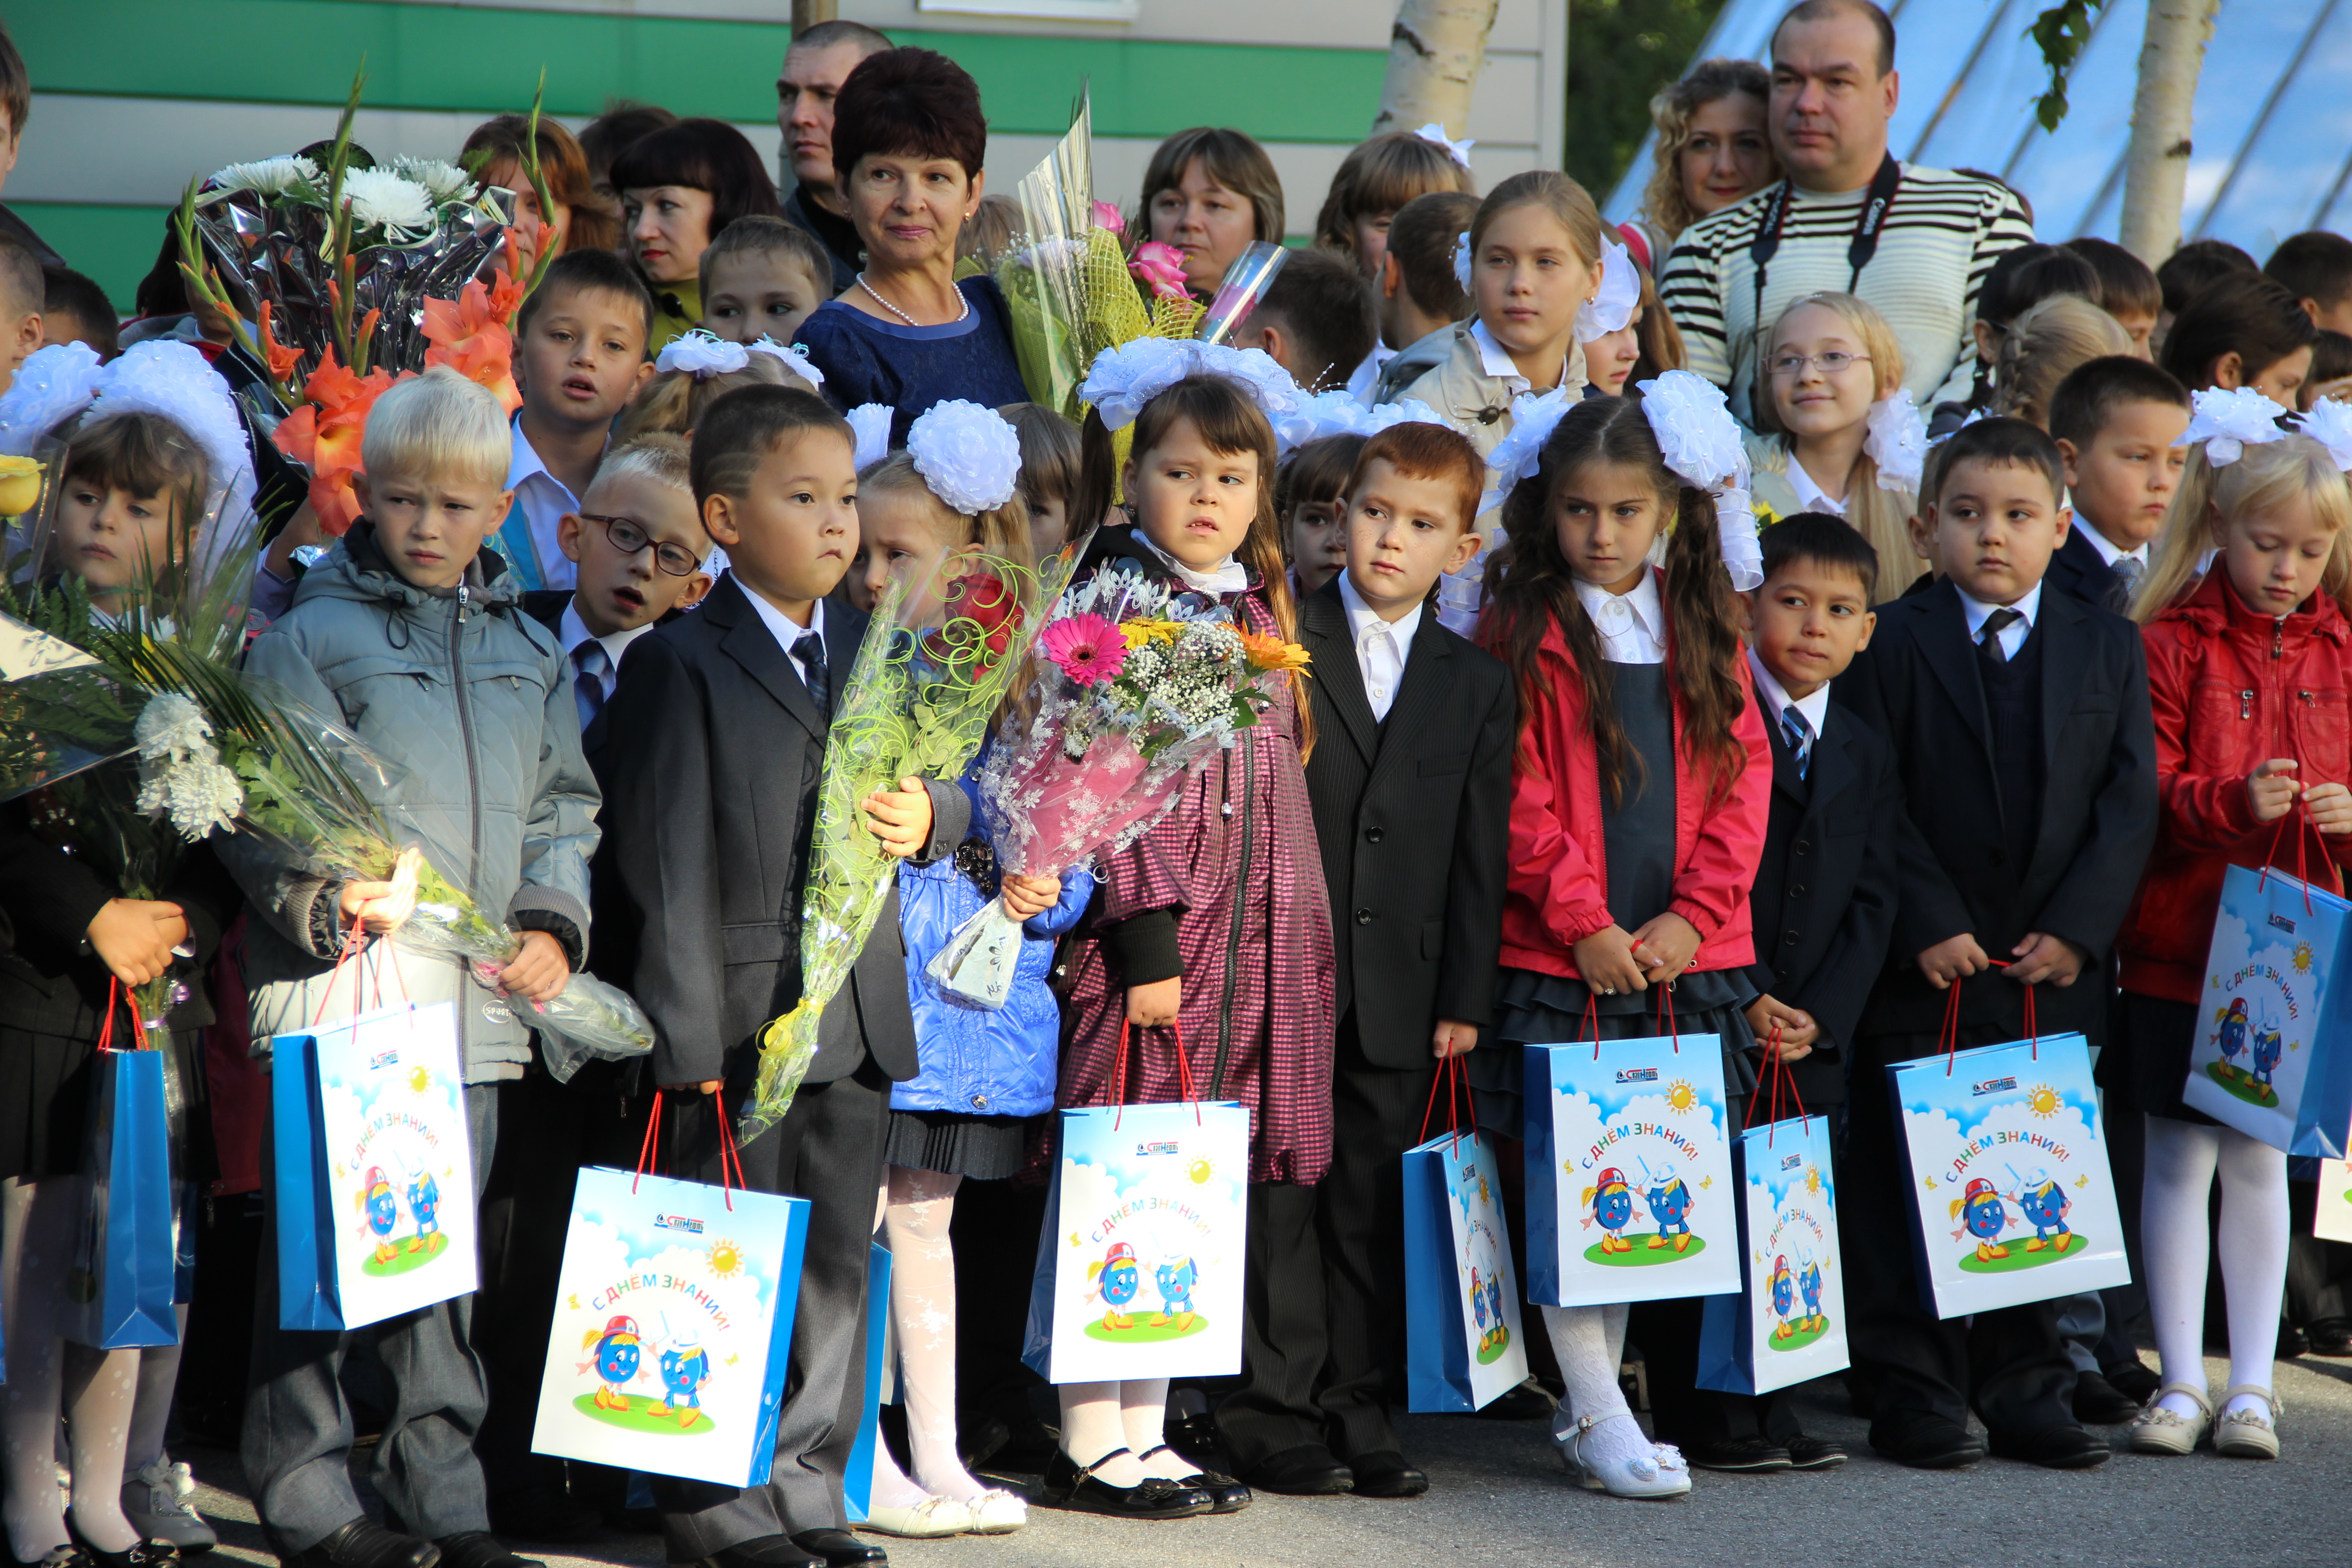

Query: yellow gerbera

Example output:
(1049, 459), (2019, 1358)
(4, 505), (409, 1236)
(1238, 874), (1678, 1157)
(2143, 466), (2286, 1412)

(1119, 617), (1184, 649)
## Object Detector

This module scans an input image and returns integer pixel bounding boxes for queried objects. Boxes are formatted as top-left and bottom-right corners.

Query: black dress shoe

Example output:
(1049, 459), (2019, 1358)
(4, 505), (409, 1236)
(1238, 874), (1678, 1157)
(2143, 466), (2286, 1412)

(488, 1486), (598, 1545)
(1236, 1444), (1354, 1496)
(2308, 1317), (2352, 1357)
(699, 1537), (823, 1568)
(1870, 1418), (1985, 1469)
(62, 1529), (176, 1568)
(1346, 1451), (1429, 1499)
(1684, 1437), (1793, 1473)
(2102, 1357), (2161, 1404)
(284, 1520), (441, 1568)
(2071, 1368), (2141, 1426)
(430, 1534), (540, 1568)
(2279, 1322), (2309, 1359)
(7, 1550), (93, 1568)
(1161, 1408), (1224, 1463)
(1988, 1422), (2111, 1469)
(956, 1414), (1012, 1470)
(1783, 1436), (1848, 1470)
(1039, 1448), (1212, 1519)
(787, 1530), (884, 1567)
(1137, 1447), (1251, 1513)
(1470, 1379), (1557, 1421)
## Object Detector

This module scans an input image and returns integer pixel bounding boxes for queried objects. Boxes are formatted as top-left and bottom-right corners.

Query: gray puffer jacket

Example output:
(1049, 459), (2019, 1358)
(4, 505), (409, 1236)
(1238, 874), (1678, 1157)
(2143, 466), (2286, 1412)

(219, 523), (599, 1082)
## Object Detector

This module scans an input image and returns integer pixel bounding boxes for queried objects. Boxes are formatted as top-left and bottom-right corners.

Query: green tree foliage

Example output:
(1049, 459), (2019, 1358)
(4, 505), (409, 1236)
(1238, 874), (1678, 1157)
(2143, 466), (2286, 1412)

(1563, 0), (1733, 196)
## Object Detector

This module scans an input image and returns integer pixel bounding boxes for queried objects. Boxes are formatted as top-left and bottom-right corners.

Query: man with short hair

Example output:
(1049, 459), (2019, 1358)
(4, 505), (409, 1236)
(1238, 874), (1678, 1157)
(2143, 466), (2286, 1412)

(775, 19), (893, 294)
(1658, 0), (2034, 425)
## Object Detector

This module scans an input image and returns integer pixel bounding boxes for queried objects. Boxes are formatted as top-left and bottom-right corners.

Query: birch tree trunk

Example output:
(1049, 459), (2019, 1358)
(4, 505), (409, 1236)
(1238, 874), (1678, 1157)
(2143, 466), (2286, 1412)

(2119, 0), (2221, 265)
(1371, 0), (1500, 139)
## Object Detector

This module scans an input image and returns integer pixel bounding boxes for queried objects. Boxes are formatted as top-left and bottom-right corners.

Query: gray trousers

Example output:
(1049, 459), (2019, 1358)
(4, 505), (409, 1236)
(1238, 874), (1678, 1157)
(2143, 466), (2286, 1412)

(654, 1065), (890, 1558)
(241, 1078), (501, 1553)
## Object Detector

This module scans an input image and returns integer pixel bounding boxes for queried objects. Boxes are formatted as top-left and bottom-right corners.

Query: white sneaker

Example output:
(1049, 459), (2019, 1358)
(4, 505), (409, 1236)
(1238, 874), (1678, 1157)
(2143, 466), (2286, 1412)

(961, 1489), (1027, 1534)
(122, 1458), (219, 1552)
(857, 1496), (974, 1538)
(1558, 1411), (1690, 1500)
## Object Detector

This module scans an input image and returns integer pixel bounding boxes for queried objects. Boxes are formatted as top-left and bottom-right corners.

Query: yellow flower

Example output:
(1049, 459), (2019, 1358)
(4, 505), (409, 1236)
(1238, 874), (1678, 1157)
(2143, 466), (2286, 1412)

(1239, 629), (1311, 674)
(1119, 617), (1183, 649)
(0, 454), (41, 517)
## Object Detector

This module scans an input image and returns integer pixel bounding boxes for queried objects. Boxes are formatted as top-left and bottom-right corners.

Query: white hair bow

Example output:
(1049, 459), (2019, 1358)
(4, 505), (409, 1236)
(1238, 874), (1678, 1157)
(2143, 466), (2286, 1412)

(1273, 389), (1444, 460)
(2180, 385), (2288, 466)
(654, 330), (748, 378)
(1412, 122), (1476, 171)
(68, 340), (258, 573)
(1479, 386), (1578, 515)
(1078, 339), (1302, 431)
(1453, 231), (1474, 295)
(2294, 398), (2352, 472)
(1639, 370), (1761, 591)
(906, 400), (1022, 515)
(1865, 389), (1928, 493)
(845, 404), (894, 472)
(1574, 239), (1640, 344)
(746, 338), (824, 388)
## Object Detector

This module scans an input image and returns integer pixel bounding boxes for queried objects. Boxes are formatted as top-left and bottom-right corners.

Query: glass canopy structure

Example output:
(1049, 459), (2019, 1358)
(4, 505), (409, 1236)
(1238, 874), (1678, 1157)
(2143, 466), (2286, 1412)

(1603, 0), (2352, 258)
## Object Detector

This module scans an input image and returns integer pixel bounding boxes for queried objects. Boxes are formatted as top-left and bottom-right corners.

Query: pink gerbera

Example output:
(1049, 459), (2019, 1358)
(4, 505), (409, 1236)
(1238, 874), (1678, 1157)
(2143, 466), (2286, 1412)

(1040, 612), (1129, 686)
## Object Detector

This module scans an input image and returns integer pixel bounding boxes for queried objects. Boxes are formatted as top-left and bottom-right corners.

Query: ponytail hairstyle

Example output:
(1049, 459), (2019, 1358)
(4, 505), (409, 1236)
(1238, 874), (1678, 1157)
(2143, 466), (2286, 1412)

(1482, 392), (1747, 802)
(1075, 371), (1313, 756)
(1757, 290), (1915, 596)
(2134, 431), (2352, 624)
(1992, 294), (2131, 431)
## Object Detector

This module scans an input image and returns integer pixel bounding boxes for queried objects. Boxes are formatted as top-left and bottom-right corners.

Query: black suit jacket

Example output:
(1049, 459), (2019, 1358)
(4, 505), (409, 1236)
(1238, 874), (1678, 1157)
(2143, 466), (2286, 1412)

(600, 574), (966, 1089)
(2043, 527), (2132, 617)
(1298, 579), (1515, 1068)
(1740, 683), (1903, 1104)
(1835, 579), (2157, 1042)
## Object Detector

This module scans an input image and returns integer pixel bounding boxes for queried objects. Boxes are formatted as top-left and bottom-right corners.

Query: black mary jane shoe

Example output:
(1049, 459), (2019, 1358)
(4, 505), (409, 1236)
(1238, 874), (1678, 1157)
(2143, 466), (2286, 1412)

(1138, 1447), (1252, 1513)
(65, 1527), (178, 1568)
(1039, 1448), (1213, 1519)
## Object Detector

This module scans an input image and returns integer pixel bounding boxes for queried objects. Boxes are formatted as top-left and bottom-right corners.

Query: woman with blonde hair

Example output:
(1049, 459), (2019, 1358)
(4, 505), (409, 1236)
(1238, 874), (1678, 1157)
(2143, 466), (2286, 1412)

(1992, 294), (2131, 431)
(1621, 59), (1778, 272)
(1745, 291), (1926, 595)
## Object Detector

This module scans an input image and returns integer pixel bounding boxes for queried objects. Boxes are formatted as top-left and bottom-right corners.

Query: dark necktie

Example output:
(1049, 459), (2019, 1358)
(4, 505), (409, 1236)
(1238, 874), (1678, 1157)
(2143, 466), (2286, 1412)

(2111, 556), (2145, 606)
(1978, 607), (2024, 664)
(792, 628), (830, 715)
(1782, 703), (1813, 780)
(571, 642), (608, 732)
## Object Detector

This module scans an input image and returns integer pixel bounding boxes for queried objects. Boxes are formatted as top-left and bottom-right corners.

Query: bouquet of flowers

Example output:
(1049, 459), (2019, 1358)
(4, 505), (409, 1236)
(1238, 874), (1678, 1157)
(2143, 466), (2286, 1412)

(924, 563), (1310, 1009)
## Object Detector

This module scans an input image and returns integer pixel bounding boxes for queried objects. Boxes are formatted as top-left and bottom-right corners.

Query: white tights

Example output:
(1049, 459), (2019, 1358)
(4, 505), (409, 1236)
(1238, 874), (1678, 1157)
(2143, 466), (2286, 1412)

(2, 1177), (145, 1561)
(867, 1166), (994, 1509)
(2141, 1114), (2288, 1422)
(1056, 1379), (1179, 1487)
(1541, 1303), (1651, 1469)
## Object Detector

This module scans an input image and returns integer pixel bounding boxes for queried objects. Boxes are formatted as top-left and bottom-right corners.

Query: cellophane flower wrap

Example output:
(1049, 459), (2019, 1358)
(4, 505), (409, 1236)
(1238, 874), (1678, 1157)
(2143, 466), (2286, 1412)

(744, 543), (1086, 1138)
(992, 93), (1204, 421)
(926, 561), (1311, 1009)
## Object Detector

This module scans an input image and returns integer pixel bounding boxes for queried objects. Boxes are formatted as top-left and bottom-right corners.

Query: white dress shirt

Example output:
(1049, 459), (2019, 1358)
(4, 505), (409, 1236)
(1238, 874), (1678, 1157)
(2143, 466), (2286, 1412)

(1573, 571), (1667, 664)
(1337, 571), (1422, 722)
(1346, 342), (1396, 403)
(2075, 519), (2147, 571)
(558, 601), (653, 706)
(1958, 579), (2042, 661)
(504, 417), (596, 592)
(1785, 456), (1847, 517)
(1746, 644), (1832, 747)
(743, 584), (829, 673)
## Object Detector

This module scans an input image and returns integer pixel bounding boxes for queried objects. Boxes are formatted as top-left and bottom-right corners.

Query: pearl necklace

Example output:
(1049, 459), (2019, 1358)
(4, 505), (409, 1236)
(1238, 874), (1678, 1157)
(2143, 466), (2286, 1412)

(857, 273), (968, 328)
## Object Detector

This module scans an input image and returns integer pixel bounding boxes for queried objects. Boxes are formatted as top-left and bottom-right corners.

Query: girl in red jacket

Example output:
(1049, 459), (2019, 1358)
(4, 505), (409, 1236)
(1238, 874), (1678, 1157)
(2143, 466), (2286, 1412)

(1475, 382), (1770, 1499)
(2115, 416), (2352, 1462)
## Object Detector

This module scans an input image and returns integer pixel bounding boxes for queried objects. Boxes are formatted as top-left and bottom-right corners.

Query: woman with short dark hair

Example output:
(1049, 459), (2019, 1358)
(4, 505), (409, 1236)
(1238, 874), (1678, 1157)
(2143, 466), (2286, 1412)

(612, 117), (782, 349)
(794, 46), (1027, 444)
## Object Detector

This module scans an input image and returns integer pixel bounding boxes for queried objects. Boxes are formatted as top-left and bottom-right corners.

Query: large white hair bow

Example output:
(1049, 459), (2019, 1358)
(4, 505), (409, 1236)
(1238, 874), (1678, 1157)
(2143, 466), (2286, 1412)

(1574, 239), (1640, 344)
(1274, 389), (1444, 460)
(2180, 385), (2288, 466)
(1479, 386), (1577, 515)
(906, 400), (1022, 515)
(654, 329), (747, 378)
(2293, 398), (2352, 472)
(845, 404), (895, 471)
(1453, 231), (1475, 295)
(1413, 122), (1476, 171)
(1638, 370), (1762, 591)
(0, 341), (107, 456)
(1078, 339), (1302, 431)
(1865, 389), (1929, 493)
(746, 338), (824, 388)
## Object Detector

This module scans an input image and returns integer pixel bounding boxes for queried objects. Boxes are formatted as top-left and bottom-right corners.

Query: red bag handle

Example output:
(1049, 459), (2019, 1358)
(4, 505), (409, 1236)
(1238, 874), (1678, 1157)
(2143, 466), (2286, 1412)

(632, 1087), (745, 1210)
(1416, 1049), (1474, 1154)
(1109, 1018), (1202, 1127)
(2255, 798), (2317, 913)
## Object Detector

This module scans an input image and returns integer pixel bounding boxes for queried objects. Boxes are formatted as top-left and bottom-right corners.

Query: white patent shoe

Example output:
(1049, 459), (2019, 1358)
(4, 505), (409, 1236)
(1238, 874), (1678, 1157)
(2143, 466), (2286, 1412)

(1558, 1411), (1691, 1499)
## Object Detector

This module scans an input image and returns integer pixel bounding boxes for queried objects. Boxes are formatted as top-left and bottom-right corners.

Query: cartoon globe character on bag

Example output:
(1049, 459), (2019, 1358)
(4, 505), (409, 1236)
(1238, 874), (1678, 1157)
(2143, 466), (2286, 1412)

(1580, 1167), (1636, 1252)
(2251, 1013), (2286, 1095)
(1642, 1162), (1696, 1251)
(1484, 1269), (1506, 1348)
(2009, 1166), (2074, 1253)
(1951, 1177), (2010, 1262)
(1152, 1256), (1199, 1333)
(1470, 1266), (1494, 1351)
(1769, 1254), (1798, 1339)
(358, 1167), (400, 1265)
(406, 1166), (441, 1253)
(1798, 1253), (1826, 1332)
(584, 1314), (643, 1411)
(657, 1323), (713, 1428)
(1088, 1241), (1142, 1331)
(2213, 996), (2251, 1081)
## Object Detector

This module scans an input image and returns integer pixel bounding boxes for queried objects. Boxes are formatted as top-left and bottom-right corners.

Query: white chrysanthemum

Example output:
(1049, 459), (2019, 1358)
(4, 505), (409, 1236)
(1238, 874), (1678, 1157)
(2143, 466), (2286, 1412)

(134, 692), (214, 762)
(2293, 397), (2352, 473)
(908, 400), (1023, 514)
(386, 156), (476, 205)
(138, 754), (245, 842)
(209, 155), (323, 201)
(847, 404), (895, 471)
(1865, 388), (1929, 493)
(341, 168), (437, 234)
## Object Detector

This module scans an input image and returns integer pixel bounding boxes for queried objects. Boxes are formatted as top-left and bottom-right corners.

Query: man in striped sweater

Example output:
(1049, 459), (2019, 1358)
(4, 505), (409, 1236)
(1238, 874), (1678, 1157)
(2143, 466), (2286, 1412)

(1658, 0), (2034, 426)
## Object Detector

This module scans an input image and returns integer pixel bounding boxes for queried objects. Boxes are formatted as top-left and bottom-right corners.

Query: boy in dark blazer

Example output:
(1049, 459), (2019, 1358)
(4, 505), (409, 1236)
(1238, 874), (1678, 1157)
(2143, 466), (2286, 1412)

(604, 387), (966, 1568)
(2043, 356), (2192, 618)
(1633, 514), (1902, 1475)
(1215, 422), (1514, 1498)
(1834, 417), (2158, 1474)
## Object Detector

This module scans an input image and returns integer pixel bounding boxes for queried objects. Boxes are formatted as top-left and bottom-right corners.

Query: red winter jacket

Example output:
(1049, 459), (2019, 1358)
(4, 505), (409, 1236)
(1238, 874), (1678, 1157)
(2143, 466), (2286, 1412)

(2118, 571), (2352, 1003)
(1479, 583), (1771, 979)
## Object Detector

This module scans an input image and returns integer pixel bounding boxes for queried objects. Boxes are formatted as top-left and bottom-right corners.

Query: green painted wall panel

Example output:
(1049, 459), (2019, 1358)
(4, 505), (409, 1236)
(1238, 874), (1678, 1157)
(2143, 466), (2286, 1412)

(13, 203), (176, 311)
(15, 2), (1383, 142)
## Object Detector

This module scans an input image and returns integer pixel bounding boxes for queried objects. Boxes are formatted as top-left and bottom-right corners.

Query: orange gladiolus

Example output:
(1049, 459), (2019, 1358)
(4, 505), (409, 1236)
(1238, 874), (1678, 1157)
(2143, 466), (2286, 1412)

(422, 280), (521, 412)
(272, 346), (406, 535)
(257, 303), (303, 385)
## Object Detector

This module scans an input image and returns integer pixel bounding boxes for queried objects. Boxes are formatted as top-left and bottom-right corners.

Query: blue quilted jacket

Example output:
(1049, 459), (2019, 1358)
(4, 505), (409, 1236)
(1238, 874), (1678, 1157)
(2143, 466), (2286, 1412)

(892, 774), (1091, 1118)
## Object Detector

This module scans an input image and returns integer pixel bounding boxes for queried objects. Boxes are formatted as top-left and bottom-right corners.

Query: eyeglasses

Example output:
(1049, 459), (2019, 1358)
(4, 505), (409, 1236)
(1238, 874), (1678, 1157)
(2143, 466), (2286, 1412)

(580, 513), (702, 576)
(1768, 351), (1871, 379)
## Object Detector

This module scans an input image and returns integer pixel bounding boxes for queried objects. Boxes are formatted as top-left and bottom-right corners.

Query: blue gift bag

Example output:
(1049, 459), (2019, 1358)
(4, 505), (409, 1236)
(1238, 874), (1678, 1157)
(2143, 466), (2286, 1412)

(1403, 1126), (1530, 1412)
(62, 1045), (180, 1349)
(1696, 1113), (1848, 1395)
(1888, 1031), (2131, 1318)
(843, 1242), (892, 1523)
(1524, 1035), (1740, 1307)
(2185, 863), (2352, 1156)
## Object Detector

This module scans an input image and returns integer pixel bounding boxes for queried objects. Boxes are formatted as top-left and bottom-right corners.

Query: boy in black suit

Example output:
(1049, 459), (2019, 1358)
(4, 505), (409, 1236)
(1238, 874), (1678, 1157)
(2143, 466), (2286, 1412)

(1633, 514), (1903, 1475)
(604, 387), (967, 1568)
(1216, 421), (1514, 1498)
(1836, 417), (2158, 1473)
(479, 433), (713, 1537)
(2046, 356), (2192, 616)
